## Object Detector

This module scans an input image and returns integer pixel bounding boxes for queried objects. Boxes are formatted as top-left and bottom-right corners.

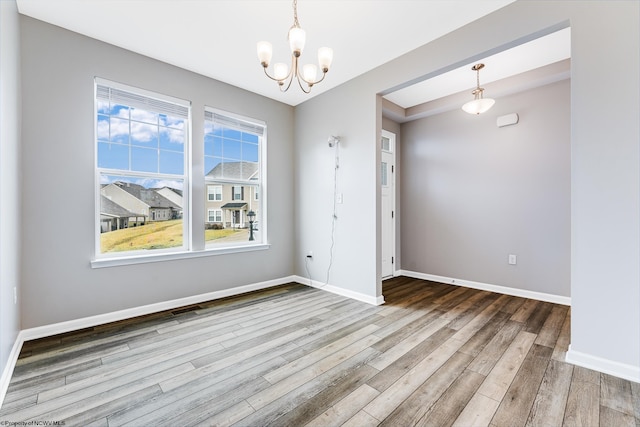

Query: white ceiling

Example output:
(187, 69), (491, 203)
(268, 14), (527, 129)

(16, 0), (518, 107)
(384, 27), (571, 109)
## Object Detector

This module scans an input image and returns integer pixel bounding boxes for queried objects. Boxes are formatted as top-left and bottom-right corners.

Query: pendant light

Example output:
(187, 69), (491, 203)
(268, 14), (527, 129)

(462, 63), (495, 115)
(257, 0), (333, 94)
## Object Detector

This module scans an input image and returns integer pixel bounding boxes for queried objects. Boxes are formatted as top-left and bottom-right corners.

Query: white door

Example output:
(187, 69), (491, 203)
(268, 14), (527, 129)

(381, 130), (396, 279)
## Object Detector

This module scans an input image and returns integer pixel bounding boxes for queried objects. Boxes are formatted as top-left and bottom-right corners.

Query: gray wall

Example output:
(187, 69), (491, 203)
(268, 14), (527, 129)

(294, 77), (379, 299)
(0, 0), (22, 382)
(19, 16), (295, 328)
(401, 79), (570, 297)
(295, 1), (639, 373)
(5, 0), (639, 382)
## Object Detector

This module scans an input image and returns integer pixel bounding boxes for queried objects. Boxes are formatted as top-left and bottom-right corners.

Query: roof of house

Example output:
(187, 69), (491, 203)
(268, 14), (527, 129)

(206, 161), (258, 181)
(113, 182), (181, 209)
(221, 202), (247, 209)
(100, 195), (136, 218)
(154, 186), (183, 197)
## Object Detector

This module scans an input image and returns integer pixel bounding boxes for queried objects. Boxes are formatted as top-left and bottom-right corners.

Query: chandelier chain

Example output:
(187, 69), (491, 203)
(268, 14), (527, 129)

(292, 0), (300, 28)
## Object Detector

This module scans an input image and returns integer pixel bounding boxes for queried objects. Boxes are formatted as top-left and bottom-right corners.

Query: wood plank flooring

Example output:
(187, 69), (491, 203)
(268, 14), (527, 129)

(1, 277), (638, 426)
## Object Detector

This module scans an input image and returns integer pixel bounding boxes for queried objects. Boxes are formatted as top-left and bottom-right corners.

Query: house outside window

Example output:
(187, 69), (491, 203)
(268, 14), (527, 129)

(95, 79), (189, 257)
(204, 108), (265, 247)
(94, 80), (266, 266)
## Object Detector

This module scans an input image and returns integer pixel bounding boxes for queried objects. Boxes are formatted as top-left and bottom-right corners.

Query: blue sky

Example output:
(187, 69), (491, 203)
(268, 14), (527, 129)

(98, 102), (259, 190)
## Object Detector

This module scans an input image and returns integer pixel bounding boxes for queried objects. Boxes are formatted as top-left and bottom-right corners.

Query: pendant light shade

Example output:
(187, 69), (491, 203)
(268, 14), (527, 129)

(462, 97), (495, 115)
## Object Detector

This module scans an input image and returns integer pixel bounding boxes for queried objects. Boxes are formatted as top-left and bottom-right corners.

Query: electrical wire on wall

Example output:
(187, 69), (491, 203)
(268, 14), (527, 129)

(305, 135), (340, 289)
(325, 136), (340, 286)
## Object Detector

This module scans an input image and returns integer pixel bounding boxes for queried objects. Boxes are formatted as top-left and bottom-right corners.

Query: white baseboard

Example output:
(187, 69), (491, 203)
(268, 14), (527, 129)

(20, 276), (298, 342)
(0, 274), (387, 407)
(0, 333), (23, 408)
(566, 345), (640, 383)
(397, 270), (571, 306)
(292, 275), (384, 306)
(1, 275), (299, 408)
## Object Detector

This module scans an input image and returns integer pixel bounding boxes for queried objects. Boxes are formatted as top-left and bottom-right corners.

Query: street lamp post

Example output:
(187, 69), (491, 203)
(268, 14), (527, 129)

(248, 210), (256, 241)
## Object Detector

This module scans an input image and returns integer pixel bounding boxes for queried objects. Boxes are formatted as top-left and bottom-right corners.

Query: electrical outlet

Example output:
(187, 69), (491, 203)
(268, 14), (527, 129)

(508, 254), (517, 265)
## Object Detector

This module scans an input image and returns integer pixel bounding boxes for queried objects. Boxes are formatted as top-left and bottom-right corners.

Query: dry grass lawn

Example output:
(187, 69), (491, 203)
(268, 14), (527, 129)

(101, 220), (244, 252)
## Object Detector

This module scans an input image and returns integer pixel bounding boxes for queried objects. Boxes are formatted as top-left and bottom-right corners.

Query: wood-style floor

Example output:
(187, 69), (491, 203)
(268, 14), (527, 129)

(1, 277), (638, 426)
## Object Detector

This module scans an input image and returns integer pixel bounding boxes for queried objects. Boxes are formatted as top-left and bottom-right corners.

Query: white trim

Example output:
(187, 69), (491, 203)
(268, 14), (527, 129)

(0, 334), (23, 408)
(95, 77), (191, 109)
(19, 275), (296, 342)
(397, 270), (571, 306)
(380, 129), (396, 280)
(292, 275), (385, 306)
(566, 345), (640, 383)
(94, 77), (192, 260)
(0, 275), (295, 408)
(91, 243), (270, 268)
(0, 273), (383, 407)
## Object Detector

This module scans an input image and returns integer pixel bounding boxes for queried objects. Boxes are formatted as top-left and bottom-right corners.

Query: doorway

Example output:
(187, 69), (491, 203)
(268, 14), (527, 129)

(381, 129), (396, 279)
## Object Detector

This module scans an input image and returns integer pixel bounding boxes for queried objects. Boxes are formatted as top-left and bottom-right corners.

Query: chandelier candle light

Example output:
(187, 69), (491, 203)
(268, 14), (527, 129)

(462, 63), (495, 115)
(257, 0), (333, 93)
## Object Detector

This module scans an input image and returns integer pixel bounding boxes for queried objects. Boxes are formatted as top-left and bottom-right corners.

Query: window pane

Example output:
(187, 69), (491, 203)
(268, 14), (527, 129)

(131, 108), (158, 125)
(97, 100), (110, 115)
(160, 150), (184, 175)
(131, 146), (158, 173)
(381, 136), (390, 152)
(223, 139), (242, 160)
(242, 132), (259, 143)
(96, 81), (189, 258)
(160, 114), (185, 129)
(213, 136), (223, 157)
(99, 174), (184, 254)
(381, 161), (388, 186)
(205, 157), (223, 177)
(204, 110), (264, 249)
(242, 142), (259, 162)
(98, 142), (129, 170)
(160, 127), (184, 152)
(110, 104), (129, 117)
(110, 117), (130, 144)
(97, 115), (110, 141)
(130, 122), (158, 148)
(204, 134), (215, 156)
(222, 128), (241, 140)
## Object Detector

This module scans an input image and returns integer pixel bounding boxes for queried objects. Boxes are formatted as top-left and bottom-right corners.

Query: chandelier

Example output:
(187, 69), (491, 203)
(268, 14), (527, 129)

(256, 0), (333, 93)
(462, 63), (495, 115)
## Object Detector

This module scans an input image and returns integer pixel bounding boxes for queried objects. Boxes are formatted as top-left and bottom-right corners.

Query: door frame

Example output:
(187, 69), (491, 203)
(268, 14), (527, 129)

(381, 129), (397, 279)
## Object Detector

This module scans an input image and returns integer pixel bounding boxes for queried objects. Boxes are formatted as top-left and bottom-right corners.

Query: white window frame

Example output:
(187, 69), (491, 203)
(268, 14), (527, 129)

(204, 107), (267, 250)
(208, 185), (222, 201)
(208, 209), (223, 223)
(93, 78), (191, 263)
(91, 82), (270, 268)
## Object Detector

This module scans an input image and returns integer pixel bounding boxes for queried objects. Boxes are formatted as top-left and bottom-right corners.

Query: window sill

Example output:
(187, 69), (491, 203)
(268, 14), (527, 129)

(91, 243), (270, 269)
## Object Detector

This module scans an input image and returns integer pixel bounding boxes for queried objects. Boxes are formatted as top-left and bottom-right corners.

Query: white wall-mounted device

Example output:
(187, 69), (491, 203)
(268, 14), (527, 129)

(497, 113), (519, 128)
(328, 135), (340, 147)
